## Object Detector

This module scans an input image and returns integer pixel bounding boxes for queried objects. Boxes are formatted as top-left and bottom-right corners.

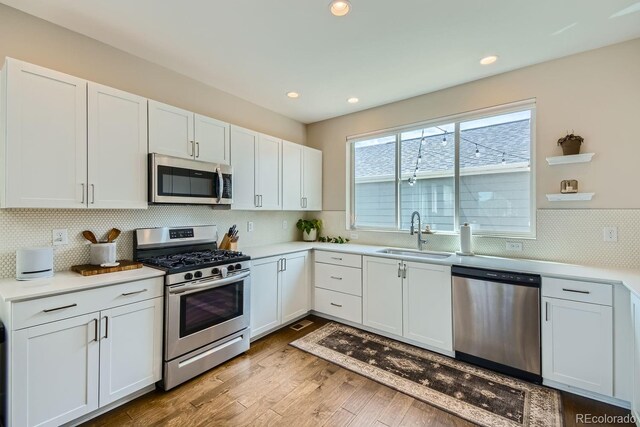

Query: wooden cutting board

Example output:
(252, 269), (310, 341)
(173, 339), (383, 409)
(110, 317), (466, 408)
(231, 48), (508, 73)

(71, 260), (143, 276)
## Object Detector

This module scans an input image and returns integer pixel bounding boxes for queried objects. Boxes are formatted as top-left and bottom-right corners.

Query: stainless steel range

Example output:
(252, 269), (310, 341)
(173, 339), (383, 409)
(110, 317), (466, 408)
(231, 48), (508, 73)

(134, 225), (251, 390)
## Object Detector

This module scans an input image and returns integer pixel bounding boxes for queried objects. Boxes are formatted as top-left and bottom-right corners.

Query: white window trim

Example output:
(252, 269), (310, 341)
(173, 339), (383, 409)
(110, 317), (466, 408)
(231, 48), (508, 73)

(346, 99), (537, 239)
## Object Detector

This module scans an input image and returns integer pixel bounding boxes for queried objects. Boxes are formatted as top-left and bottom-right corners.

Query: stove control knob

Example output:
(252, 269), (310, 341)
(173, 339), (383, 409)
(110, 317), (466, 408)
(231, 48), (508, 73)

(184, 273), (193, 281)
(194, 271), (203, 278)
(228, 265), (235, 272)
(212, 268), (220, 275)
(220, 267), (228, 278)
(235, 263), (242, 270)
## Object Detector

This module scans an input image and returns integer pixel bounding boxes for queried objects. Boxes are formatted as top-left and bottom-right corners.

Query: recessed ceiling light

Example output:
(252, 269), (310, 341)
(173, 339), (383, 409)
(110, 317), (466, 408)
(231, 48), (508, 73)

(330, 0), (351, 17)
(347, 97), (359, 104)
(286, 91), (300, 99)
(480, 55), (498, 65)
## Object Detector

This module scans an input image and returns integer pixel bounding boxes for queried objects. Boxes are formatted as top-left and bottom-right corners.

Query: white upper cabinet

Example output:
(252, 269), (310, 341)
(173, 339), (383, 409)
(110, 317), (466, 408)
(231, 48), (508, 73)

(230, 126), (282, 210)
(148, 100), (230, 165)
(282, 143), (322, 211)
(302, 146), (322, 211)
(88, 83), (148, 209)
(194, 113), (230, 164)
(1, 58), (87, 208)
(282, 141), (303, 210)
(230, 125), (258, 210)
(148, 100), (194, 160)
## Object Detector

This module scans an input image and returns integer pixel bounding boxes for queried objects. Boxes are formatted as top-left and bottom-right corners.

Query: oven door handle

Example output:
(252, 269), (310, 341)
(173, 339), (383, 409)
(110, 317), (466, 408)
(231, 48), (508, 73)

(217, 167), (223, 203)
(169, 271), (250, 295)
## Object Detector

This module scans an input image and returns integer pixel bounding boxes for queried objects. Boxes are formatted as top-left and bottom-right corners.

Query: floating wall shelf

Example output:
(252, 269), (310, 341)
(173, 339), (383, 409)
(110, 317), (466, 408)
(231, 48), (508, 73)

(546, 153), (595, 165)
(546, 193), (595, 202)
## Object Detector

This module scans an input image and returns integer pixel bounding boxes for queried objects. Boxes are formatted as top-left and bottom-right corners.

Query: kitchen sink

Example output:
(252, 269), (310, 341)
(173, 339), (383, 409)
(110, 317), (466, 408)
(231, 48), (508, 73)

(376, 248), (452, 260)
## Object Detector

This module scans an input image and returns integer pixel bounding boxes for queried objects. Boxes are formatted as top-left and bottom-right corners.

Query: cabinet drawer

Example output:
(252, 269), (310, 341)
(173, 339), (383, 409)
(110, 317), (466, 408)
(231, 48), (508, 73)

(315, 251), (361, 268)
(315, 263), (362, 296)
(314, 288), (362, 324)
(13, 277), (163, 330)
(542, 277), (612, 306)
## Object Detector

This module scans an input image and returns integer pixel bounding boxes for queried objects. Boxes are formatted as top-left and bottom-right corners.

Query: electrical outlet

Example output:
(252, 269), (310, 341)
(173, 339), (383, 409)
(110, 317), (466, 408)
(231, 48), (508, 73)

(282, 220), (288, 230)
(52, 229), (68, 245)
(603, 227), (618, 242)
(350, 232), (359, 240)
(247, 221), (254, 232)
(506, 242), (523, 252)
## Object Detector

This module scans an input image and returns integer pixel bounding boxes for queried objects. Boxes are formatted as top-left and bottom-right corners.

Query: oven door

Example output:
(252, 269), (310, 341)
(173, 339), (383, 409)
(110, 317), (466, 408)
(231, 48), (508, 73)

(166, 271), (250, 360)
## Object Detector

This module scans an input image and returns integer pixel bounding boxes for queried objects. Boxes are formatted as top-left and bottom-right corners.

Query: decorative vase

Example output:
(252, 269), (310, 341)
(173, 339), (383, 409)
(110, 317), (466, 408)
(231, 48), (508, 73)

(557, 134), (583, 155)
(303, 229), (317, 242)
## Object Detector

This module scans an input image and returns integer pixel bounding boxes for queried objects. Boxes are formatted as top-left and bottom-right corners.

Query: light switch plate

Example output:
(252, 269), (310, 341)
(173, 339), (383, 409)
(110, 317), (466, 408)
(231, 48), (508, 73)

(247, 221), (254, 232)
(282, 220), (288, 230)
(603, 227), (618, 242)
(506, 242), (523, 252)
(52, 229), (68, 245)
(350, 232), (359, 240)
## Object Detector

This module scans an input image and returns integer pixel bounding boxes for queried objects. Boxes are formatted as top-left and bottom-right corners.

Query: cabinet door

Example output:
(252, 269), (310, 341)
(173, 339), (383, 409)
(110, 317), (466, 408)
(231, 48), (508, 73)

(4, 59), (87, 208)
(632, 294), (640, 421)
(194, 114), (230, 165)
(542, 297), (613, 395)
(281, 252), (309, 323)
(88, 83), (148, 209)
(256, 133), (282, 210)
(148, 100), (194, 159)
(99, 298), (163, 407)
(230, 125), (258, 210)
(250, 257), (281, 337)
(303, 146), (323, 211)
(12, 313), (100, 427)
(363, 256), (403, 335)
(403, 262), (452, 351)
(282, 141), (303, 210)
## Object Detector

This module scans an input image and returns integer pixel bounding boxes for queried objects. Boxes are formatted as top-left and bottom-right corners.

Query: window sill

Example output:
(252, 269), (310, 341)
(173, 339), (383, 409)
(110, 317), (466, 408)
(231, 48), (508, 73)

(348, 227), (536, 240)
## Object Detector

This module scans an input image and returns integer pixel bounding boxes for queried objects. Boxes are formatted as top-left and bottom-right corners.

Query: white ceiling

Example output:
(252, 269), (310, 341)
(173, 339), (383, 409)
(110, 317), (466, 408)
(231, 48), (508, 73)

(3, 0), (640, 123)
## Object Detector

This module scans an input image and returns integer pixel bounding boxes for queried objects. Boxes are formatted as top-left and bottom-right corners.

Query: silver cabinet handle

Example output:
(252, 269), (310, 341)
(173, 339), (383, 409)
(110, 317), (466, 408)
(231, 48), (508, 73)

(278, 258), (282, 272)
(301, 197), (305, 208)
(91, 184), (95, 204)
(398, 263), (402, 278)
(330, 276), (342, 280)
(255, 195), (259, 207)
(122, 289), (147, 296)
(93, 318), (99, 342)
(43, 303), (77, 313)
(402, 264), (407, 279)
(81, 183), (85, 204)
(260, 195), (263, 207)
(562, 288), (590, 294)
(283, 257), (287, 271)
(330, 302), (343, 308)
(545, 302), (550, 321)
(331, 257), (343, 261)
(196, 142), (200, 158)
(103, 316), (109, 339)
(189, 140), (194, 156)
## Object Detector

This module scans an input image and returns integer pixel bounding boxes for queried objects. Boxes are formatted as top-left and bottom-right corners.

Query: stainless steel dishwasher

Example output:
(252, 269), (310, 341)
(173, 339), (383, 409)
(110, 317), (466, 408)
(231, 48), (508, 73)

(452, 265), (542, 383)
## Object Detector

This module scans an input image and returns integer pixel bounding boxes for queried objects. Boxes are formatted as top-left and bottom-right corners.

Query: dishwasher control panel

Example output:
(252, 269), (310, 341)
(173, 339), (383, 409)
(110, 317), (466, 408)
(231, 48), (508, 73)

(452, 265), (541, 286)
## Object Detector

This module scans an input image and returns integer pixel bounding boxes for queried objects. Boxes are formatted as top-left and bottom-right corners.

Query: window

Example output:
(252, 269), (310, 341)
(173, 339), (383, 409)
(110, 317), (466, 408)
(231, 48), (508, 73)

(349, 101), (535, 237)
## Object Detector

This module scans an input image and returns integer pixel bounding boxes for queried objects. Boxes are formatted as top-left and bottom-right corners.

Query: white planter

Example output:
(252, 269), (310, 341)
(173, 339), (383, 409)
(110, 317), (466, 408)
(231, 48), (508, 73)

(303, 229), (317, 242)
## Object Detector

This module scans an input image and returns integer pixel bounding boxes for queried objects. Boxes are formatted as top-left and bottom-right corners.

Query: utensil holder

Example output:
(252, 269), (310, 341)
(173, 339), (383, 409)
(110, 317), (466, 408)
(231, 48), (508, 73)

(90, 242), (116, 265)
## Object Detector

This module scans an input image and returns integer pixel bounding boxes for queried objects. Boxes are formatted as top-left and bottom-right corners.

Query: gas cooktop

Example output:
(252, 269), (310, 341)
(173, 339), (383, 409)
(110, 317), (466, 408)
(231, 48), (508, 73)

(141, 249), (250, 273)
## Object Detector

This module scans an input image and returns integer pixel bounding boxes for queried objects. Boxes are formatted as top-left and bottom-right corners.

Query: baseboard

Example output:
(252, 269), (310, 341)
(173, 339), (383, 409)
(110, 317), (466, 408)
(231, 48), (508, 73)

(543, 379), (631, 409)
(63, 384), (156, 427)
(250, 312), (312, 342)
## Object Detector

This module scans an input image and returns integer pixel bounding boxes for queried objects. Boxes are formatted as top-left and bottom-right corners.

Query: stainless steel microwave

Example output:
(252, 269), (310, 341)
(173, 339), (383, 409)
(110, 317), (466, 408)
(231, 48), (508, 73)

(149, 154), (232, 205)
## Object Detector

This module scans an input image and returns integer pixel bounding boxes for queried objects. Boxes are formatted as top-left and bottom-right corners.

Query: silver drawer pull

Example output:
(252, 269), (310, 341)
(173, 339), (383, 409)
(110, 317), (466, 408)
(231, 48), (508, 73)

(330, 276), (343, 280)
(331, 257), (343, 261)
(43, 303), (77, 313)
(562, 288), (590, 294)
(330, 302), (343, 308)
(122, 289), (147, 296)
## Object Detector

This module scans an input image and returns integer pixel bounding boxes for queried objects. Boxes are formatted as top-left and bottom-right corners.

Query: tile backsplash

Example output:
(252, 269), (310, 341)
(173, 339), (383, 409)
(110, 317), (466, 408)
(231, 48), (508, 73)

(0, 207), (303, 278)
(316, 209), (640, 269)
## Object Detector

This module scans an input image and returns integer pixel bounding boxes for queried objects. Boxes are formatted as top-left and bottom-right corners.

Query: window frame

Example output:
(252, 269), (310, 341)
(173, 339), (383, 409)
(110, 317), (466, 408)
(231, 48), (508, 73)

(346, 99), (537, 238)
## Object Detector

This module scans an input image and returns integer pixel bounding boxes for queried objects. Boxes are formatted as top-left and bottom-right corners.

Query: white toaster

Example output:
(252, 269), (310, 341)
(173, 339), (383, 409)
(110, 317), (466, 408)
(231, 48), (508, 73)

(16, 247), (54, 280)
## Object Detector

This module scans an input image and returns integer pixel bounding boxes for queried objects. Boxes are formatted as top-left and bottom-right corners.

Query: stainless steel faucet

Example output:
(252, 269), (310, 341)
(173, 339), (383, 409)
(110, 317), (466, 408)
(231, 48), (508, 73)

(410, 211), (428, 251)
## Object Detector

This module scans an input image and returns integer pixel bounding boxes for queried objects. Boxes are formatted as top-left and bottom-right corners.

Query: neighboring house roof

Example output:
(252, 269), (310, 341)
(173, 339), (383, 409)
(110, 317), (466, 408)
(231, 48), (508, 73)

(354, 119), (531, 178)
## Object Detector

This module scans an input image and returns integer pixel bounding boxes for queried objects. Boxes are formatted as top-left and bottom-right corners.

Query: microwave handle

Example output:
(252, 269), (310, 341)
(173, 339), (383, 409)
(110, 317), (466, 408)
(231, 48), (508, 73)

(216, 167), (223, 202)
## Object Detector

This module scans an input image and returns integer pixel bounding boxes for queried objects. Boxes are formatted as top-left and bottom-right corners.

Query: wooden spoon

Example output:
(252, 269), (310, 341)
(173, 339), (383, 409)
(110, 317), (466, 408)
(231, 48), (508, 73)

(106, 228), (121, 243)
(82, 230), (98, 244)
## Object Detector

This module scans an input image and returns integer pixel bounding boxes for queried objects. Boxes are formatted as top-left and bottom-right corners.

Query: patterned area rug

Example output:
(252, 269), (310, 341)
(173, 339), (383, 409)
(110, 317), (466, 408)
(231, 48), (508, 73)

(290, 323), (562, 427)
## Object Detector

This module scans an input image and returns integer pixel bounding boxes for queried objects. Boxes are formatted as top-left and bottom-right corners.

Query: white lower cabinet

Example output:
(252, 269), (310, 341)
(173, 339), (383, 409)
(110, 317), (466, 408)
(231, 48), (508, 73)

(13, 313), (100, 427)
(632, 293), (640, 423)
(362, 256), (452, 354)
(99, 298), (163, 406)
(250, 252), (309, 338)
(542, 296), (613, 396)
(7, 278), (163, 426)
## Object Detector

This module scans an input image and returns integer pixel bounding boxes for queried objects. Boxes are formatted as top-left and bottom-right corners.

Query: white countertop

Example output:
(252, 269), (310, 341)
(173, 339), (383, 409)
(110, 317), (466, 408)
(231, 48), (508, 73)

(0, 267), (166, 302)
(243, 242), (640, 297)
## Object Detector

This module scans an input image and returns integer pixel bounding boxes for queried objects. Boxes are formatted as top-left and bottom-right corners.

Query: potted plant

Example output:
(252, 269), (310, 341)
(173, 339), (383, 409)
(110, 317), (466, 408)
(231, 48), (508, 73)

(557, 133), (584, 155)
(296, 219), (322, 242)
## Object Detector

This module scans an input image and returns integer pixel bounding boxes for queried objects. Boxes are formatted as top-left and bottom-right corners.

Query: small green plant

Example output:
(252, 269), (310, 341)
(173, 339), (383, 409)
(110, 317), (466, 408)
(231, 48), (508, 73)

(296, 219), (322, 234)
(318, 235), (350, 244)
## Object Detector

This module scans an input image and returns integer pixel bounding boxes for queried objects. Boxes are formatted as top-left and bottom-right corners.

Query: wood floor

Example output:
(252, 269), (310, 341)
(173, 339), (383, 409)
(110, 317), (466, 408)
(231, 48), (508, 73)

(84, 316), (633, 427)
